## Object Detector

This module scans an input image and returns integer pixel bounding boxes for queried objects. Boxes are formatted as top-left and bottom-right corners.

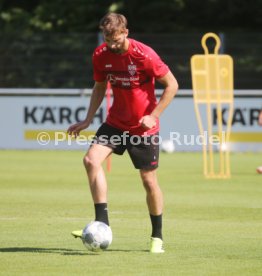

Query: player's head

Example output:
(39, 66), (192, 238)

(99, 13), (129, 53)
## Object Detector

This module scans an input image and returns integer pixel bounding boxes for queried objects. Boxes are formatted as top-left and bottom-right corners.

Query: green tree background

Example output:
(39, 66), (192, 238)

(1, 0), (261, 33)
(0, 0), (261, 88)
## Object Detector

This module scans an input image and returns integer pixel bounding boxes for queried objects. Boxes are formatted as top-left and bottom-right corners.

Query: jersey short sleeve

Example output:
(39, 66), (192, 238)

(145, 47), (169, 79)
(92, 53), (106, 82)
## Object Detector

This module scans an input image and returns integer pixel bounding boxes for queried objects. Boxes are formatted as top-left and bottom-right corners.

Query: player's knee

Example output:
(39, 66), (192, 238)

(142, 177), (158, 193)
(83, 155), (90, 168)
(83, 155), (98, 170)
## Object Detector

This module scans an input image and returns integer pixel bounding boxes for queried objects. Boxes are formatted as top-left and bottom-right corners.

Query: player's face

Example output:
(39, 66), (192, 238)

(104, 31), (128, 54)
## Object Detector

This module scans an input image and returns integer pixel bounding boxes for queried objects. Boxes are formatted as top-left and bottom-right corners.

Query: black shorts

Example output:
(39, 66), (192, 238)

(92, 123), (159, 170)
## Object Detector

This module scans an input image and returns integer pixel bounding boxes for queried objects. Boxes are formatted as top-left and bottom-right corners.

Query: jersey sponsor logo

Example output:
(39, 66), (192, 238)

(122, 81), (130, 86)
(128, 64), (137, 76)
(106, 72), (140, 88)
(105, 64), (112, 68)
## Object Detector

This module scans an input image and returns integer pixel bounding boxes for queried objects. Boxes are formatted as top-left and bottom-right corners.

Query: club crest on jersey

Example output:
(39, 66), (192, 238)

(128, 64), (136, 76)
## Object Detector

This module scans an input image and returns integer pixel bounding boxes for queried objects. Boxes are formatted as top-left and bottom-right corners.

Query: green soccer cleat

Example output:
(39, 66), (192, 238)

(150, 237), (165, 253)
(71, 230), (83, 239)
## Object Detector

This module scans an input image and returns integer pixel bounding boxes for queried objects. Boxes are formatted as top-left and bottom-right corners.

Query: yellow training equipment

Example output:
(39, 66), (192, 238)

(191, 33), (234, 178)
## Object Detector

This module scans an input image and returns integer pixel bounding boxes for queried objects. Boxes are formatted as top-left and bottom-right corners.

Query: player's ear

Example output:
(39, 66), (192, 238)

(125, 29), (129, 38)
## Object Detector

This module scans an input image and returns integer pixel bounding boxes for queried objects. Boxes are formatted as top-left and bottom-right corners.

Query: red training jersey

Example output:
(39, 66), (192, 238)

(92, 38), (169, 136)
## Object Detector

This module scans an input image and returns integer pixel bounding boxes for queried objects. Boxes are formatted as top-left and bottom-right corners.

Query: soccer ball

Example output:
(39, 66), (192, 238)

(82, 221), (112, 252)
(257, 166), (262, 174)
(161, 139), (175, 153)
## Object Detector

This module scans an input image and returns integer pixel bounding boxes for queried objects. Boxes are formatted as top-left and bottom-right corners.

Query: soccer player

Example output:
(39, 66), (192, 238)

(68, 12), (178, 253)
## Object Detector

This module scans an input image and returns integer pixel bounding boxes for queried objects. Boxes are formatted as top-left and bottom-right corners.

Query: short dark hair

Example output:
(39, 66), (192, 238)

(99, 13), (127, 36)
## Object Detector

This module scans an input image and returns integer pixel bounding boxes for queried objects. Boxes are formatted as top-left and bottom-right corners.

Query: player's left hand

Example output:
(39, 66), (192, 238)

(139, 115), (157, 130)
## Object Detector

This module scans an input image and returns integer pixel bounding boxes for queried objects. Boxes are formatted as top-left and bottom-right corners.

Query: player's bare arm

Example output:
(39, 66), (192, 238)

(139, 71), (178, 130)
(258, 110), (262, 126)
(67, 81), (107, 136)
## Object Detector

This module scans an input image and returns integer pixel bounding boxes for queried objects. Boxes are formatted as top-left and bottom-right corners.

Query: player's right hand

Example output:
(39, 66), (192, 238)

(67, 121), (89, 137)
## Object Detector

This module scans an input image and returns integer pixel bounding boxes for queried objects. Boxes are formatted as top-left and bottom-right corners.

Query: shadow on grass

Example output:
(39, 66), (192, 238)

(0, 247), (94, 256)
(0, 247), (149, 254)
(106, 249), (149, 253)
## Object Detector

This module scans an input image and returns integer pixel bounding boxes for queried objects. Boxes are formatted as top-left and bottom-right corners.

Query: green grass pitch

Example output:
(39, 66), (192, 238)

(0, 150), (262, 275)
